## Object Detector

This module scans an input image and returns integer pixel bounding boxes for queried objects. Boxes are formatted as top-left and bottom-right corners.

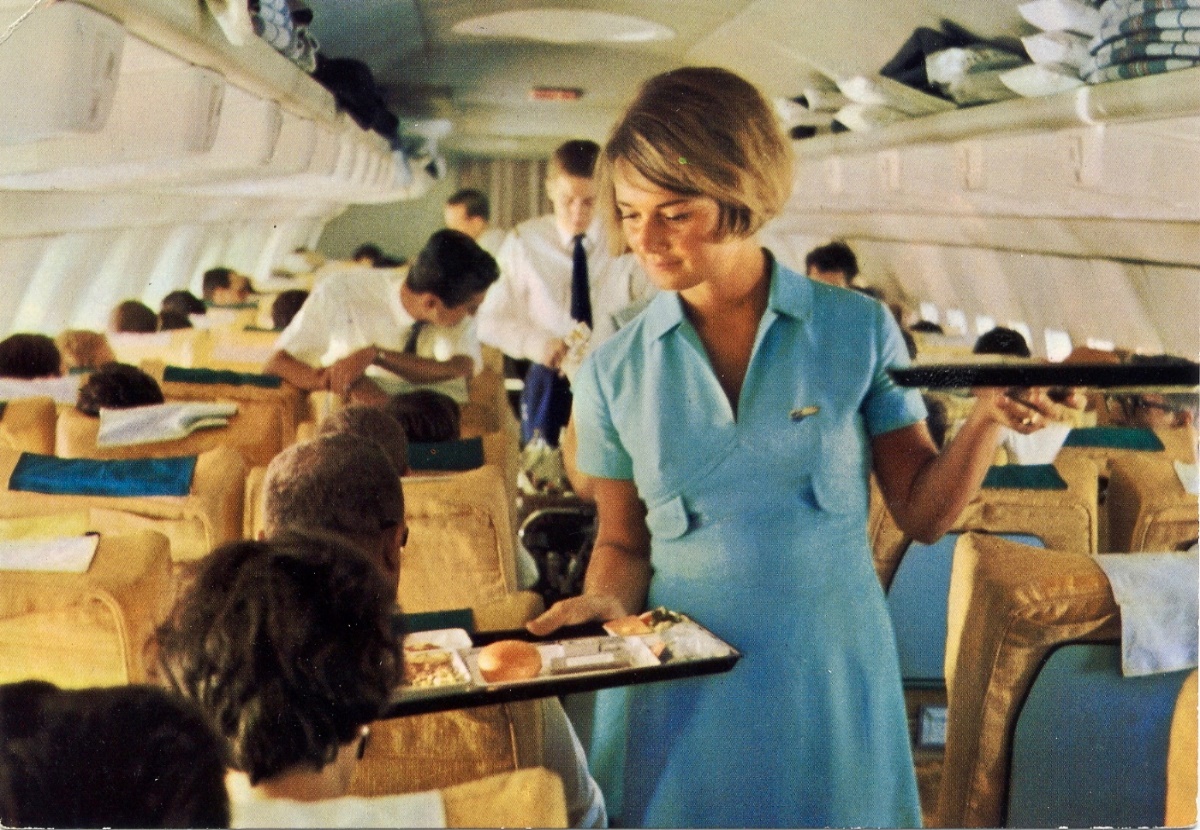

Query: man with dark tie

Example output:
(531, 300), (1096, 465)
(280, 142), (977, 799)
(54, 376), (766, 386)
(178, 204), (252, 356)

(264, 229), (498, 407)
(477, 140), (652, 446)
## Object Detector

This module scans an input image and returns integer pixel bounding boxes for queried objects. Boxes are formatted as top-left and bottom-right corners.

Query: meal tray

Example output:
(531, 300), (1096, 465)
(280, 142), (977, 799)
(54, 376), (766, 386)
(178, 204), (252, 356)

(385, 615), (741, 718)
(890, 362), (1200, 391)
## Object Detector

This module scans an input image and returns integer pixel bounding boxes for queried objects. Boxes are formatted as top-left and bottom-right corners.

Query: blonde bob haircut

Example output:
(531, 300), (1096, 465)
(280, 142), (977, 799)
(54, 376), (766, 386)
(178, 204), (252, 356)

(597, 66), (793, 253)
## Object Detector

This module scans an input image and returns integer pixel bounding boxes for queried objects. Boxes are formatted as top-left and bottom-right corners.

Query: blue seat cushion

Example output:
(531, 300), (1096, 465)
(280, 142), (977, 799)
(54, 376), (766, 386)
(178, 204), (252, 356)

(162, 365), (283, 389)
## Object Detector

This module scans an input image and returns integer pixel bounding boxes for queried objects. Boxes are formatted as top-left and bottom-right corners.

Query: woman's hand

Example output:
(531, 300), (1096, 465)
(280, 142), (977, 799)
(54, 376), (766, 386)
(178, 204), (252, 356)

(970, 386), (1060, 434)
(526, 593), (631, 637)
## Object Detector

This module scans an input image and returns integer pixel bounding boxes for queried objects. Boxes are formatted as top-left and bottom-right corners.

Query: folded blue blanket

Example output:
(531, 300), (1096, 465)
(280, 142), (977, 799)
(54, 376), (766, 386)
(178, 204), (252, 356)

(981, 464), (1069, 490)
(1089, 36), (1200, 65)
(407, 437), (484, 471)
(162, 365), (283, 389)
(10, 453), (197, 497)
(1092, 22), (1200, 51)
(1063, 426), (1166, 450)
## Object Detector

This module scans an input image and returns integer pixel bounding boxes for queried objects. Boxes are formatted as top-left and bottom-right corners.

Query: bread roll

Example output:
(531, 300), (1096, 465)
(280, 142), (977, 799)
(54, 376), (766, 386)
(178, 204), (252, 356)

(477, 639), (542, 682)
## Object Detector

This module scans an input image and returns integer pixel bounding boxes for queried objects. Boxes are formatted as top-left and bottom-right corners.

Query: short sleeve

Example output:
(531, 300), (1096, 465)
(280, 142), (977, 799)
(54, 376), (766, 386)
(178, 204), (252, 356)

(572, 351), (634, 480)
(861, 302), (927, 436)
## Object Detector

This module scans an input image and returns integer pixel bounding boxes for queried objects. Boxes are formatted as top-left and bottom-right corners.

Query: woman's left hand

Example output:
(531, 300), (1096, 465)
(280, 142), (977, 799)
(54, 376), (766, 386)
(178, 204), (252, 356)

(971, 386), (1061, 434)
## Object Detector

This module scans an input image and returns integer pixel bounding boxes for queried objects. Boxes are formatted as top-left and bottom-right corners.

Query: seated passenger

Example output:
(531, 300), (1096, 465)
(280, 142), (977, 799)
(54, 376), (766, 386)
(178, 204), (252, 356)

(0, 680), (230, 829)
(75, 362), (165, 416)
(270, 289), (309, 331)
(109, 300), (159, 334)
(264, 229), (498, 407)
(55, 330), (116, 373)
(158, 310), (192, 331)
(156, 535), (429, 827)
(386, 389), (461, 444)
(804, 240), (858, 288)
(161, 290), (207, 319)
(1108, 354), (1199, 430)
(973, 326), (1032, 359)
(0, 333), (61, 379)
(202, 268), (253, 307)
(353, 243), (386, 267)
(314, 404), (409, 475)
(259, 435), (605, 827)
(262, 434), (405, 586)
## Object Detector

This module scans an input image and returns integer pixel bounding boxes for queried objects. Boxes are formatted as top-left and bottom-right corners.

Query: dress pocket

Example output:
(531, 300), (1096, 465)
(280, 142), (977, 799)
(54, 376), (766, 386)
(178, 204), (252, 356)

(644, 494), (690, 539)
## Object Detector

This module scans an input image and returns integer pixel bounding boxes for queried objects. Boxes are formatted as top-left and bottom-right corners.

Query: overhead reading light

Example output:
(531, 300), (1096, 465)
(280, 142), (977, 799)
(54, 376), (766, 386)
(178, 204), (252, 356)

(529, 87), (583, 102)
(453, 9), (674, 45)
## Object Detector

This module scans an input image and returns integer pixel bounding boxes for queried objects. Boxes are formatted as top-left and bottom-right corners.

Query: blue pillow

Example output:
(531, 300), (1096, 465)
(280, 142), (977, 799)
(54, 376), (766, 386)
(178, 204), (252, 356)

(10, 453), (197, 497)
(163, 365), (282, 389)
(982, 464), (1068, 490)
(407, 437), (485, 471)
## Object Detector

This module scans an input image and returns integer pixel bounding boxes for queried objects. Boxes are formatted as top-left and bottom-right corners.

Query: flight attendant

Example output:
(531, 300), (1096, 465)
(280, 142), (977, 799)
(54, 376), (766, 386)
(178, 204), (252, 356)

(528, 66), (1064, 828)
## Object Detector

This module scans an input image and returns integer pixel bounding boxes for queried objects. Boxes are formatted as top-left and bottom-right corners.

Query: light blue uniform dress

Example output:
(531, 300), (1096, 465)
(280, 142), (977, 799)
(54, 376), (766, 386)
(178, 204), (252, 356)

(573, 259), (925, 828)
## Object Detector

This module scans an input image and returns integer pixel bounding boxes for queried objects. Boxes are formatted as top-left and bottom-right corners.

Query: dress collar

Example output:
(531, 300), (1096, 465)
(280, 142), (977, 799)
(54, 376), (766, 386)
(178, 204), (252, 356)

(642, 251), (812, 341)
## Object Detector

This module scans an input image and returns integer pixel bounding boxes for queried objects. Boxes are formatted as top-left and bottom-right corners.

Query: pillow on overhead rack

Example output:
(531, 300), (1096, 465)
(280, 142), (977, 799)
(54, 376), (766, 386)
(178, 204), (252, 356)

(204, 0), (255, 47)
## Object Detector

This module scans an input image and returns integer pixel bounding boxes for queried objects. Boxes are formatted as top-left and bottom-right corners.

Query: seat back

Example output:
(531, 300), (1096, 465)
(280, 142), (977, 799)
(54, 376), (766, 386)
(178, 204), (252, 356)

(0, 530), (172, 687)
(400, 465), (518, 612)
(56, 403), (283, 468)
(109, 329), (209, 368)
(1107, 454), (1199, 553)
(440, 767), (567, 828)
(0, 447), (246, 562)
(937, 534), (1121, 828)
(1006, 644), (1194, 828)
(0, 397), (56, 454)
(190, 326), (278, 373)
(151, 365), (304, 464)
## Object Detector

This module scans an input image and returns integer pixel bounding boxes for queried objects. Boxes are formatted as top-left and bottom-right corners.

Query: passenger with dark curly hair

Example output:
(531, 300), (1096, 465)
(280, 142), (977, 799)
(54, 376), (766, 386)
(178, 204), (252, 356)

(75, 362), (164, 416)
(385, 389), (461, 444)
(269, 289), (309, 331)
(109, 300), (159, 334)
(0, 680), (230, 829)
(156, 535), (451, 827)
(0, 333), (62, 379)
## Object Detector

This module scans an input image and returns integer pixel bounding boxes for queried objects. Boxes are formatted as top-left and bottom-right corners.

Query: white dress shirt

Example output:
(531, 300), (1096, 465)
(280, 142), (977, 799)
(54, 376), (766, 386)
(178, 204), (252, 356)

(272, 267), (481, 401)
(476, 215), (654, 363)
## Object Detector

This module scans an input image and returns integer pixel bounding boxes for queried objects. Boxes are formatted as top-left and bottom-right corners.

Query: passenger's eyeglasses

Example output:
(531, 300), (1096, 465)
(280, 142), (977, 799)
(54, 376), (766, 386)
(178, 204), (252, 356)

(1109, 395), (1176, 415)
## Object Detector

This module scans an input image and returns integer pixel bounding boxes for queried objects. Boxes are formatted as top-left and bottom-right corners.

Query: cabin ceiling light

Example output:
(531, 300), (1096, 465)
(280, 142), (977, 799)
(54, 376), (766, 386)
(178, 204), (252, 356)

(453, 9), (674, 44)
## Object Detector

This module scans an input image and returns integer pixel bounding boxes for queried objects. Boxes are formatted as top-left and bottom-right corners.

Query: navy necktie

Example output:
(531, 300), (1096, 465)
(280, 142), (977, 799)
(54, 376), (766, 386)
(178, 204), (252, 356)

(402, 320), (426, 354)
(569, 234), (592, 328)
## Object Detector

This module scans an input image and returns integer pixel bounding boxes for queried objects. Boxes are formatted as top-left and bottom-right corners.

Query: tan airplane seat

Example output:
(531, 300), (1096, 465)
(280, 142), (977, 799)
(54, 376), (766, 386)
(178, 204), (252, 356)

(0, 447), (245, 563)
(440, 767), (567, 828)
(1058, 425), (1196, 478)
(0, 397), (56, 455)
(147, 364), (305, 464)
(109, 329), (210, 368)
(0, 530), (172, 688)
(871, 454), (1101, 592)
(56, 403), (285, 469)
(191, 325), (279, 373)
(939, 533), (1161, 828)
(1106, 453), (1199, 553)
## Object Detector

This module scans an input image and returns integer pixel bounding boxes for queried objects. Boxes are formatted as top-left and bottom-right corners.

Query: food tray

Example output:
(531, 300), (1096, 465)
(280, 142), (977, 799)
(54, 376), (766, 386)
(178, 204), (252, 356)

(385, 609), (741, 718)
(889, 362), (1200, 391)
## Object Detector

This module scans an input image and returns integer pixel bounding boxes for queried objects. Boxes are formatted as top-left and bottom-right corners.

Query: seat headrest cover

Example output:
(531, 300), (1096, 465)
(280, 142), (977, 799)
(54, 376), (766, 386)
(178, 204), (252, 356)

(1064, 426), (1165, 451)
(408, 437), (485, 471)
(162, 365), (283, 389)
(10, 453), (197, 497)
(982, 464), (1068, 490)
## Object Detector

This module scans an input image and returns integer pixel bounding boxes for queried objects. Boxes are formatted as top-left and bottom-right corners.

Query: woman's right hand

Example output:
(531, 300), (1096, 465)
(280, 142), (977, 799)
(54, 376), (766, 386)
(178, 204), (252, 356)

(526, 593), (630, 637)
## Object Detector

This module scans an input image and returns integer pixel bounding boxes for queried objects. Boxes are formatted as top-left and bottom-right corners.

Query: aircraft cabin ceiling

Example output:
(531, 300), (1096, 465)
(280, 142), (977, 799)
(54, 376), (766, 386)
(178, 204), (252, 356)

(306, 0), (1028, 158)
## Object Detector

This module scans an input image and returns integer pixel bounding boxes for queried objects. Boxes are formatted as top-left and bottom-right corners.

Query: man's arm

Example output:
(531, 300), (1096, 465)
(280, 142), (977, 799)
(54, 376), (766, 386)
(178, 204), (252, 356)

(373, 349), (474, 383)
(263, 350), (328, 391)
